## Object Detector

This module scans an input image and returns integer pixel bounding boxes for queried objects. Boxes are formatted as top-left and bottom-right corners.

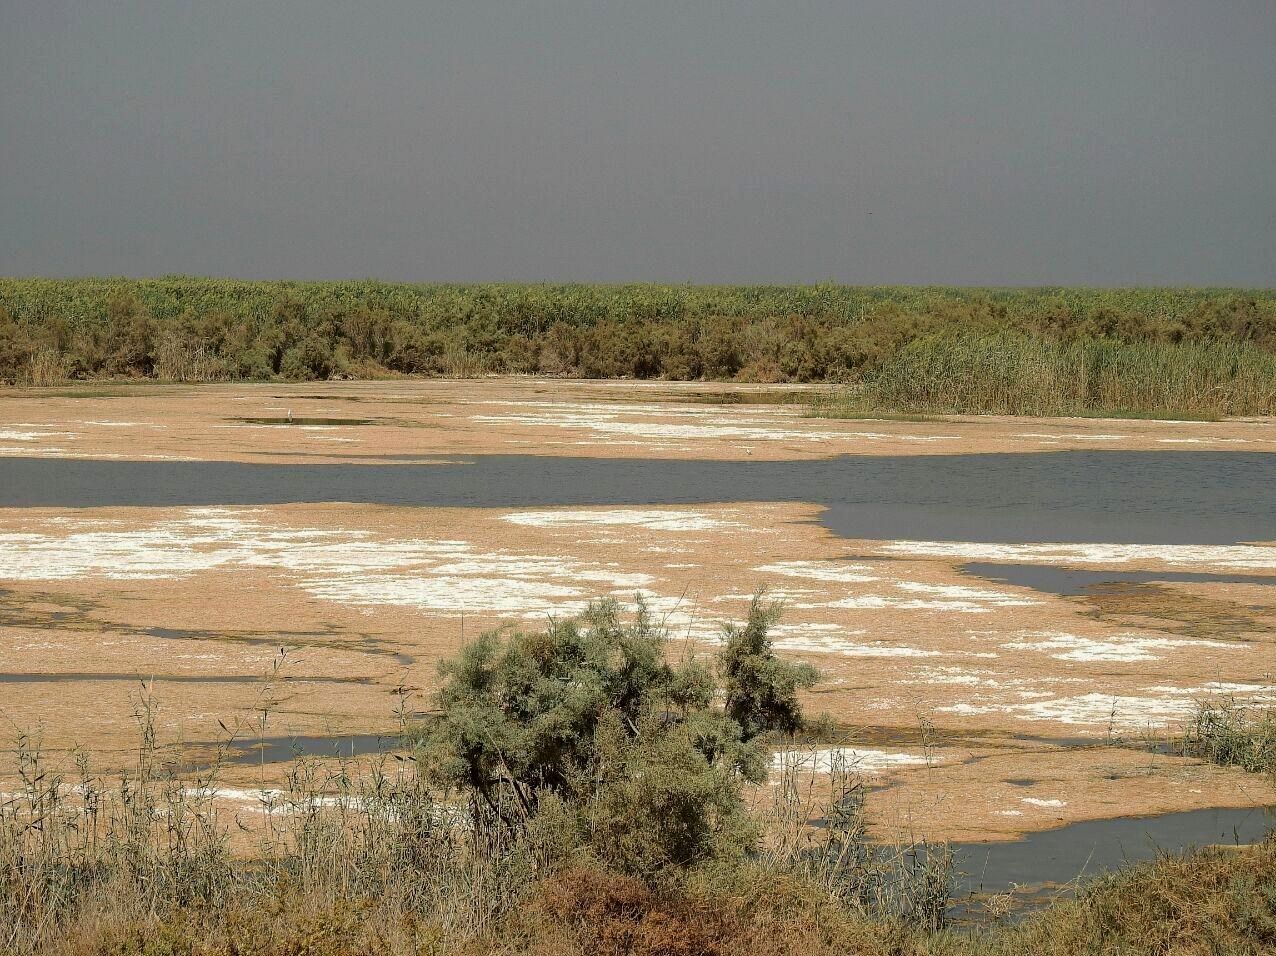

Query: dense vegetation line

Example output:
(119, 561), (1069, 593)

(4, 598), (1275, 955)
(2, 279), (1275, 415)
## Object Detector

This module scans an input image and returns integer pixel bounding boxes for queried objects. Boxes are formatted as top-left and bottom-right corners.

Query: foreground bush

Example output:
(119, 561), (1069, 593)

(418, 596), (816, 879)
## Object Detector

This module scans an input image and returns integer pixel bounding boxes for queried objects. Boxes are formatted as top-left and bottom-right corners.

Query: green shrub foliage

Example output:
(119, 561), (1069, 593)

(417, 595), (817, 879)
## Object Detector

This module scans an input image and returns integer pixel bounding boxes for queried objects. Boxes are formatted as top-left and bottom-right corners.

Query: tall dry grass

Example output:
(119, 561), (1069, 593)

(5, 683), (1276, 956)
(0, 688), (957, 955)
(23, 350), (67, 387)
(1182, 697), (1276, 775)
(816, 333), (1276, 418)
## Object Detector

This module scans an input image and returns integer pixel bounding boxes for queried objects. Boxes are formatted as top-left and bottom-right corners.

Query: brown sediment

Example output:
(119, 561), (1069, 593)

(1078, 582), (1276, 641)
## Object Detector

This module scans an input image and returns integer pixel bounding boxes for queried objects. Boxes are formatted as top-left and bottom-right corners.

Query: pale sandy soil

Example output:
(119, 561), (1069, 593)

(1, 378), (1274, 461)
(1, 379), (1274, 844)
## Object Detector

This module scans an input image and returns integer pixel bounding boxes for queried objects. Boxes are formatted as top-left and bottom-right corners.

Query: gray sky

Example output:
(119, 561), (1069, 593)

(2, 1), (1274, 285)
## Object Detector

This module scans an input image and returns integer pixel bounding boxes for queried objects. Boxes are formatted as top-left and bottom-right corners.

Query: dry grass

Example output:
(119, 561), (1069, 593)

(1183, 698), (1276, 776)
(5, 693), (1276, 956)
(815, 333), (1276, 418)
(24, 350), (67, 387)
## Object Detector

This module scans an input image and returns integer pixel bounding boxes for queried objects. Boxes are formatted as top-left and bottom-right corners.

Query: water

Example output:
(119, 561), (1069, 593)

(218, 733), (398, 766)
(229, 416), (377, 426)
(961, 562), (1276, 596)
(1, 451), (1273, 544)
(0, 672), (373, 685)
(950, 804), (1276, 918)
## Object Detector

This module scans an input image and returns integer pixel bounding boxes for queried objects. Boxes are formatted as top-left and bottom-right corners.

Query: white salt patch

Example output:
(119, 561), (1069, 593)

(803, 592), (1031, 613)
(881, 540), (1276, 571)
(0, 446), (70, 455)
(909, 665), (1009, 688)
(1143, 682), (1276, 700)
(1016, 433), (1128, 441)
(773, 575), (1035, 614)
(504, 510), (737, 532)
(1021, 797), (1066, 808)
(769, 624), (939, 658)
(471, 404), (960, 444)
(471, 411), (830, 443)
(770, 747), (932, 775)
(306, 575), (589, 616)
(1002, 631), (1235, 663)
(1014, 693), (1193, 727)
(714, 589), (821, 603)
(429, 558), (654, 588)
(937, 703), (1000, 716)
(0, 509), (705, 626)
(777, 638), (941, 658)
(895, 582), (1037, 604)
(1156, 437), (1256, 445)
(754, 560), (878, 583)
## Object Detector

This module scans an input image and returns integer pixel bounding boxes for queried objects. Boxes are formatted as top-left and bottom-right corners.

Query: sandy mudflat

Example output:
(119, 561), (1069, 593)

(1, 378), (1274, 843)
(2, 378), (1274, 462)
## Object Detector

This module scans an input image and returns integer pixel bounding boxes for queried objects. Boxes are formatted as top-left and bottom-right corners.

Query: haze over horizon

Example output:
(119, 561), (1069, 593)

(3, 1), (1274, 286)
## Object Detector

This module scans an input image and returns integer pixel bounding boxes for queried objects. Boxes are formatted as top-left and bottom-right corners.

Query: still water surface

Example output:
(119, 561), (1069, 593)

(2, 451), (1273, 544)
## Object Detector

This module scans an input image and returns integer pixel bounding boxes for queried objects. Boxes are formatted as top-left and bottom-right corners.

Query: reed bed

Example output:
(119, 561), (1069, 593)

(815, 333), (1276, 417)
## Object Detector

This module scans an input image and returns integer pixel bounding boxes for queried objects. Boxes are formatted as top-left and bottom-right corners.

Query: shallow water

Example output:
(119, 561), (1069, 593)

(0, 672), (373, 685)
(2, 452), (1273, 544)
(229, 416), (377, 426)
(218, 733), (398, 766)
(961, 562), (1276, 596)
(950, 804), (1276, 918)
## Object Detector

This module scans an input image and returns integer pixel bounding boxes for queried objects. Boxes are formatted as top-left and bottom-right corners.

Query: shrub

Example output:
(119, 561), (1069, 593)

(417, 595), (817, 880)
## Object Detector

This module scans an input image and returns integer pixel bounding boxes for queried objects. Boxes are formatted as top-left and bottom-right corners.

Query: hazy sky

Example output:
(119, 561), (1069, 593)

(2, 1), (1274, 285)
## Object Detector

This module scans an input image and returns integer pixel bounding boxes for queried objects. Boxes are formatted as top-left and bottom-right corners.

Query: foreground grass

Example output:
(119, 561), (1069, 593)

(7, 610), (1276, 955)
(16, 841), (1276, 956)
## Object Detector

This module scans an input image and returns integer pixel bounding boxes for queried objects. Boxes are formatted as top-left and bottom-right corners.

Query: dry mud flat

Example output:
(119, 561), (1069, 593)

(0, 379), (1274, 846)
(2, 377), (1275, 462)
